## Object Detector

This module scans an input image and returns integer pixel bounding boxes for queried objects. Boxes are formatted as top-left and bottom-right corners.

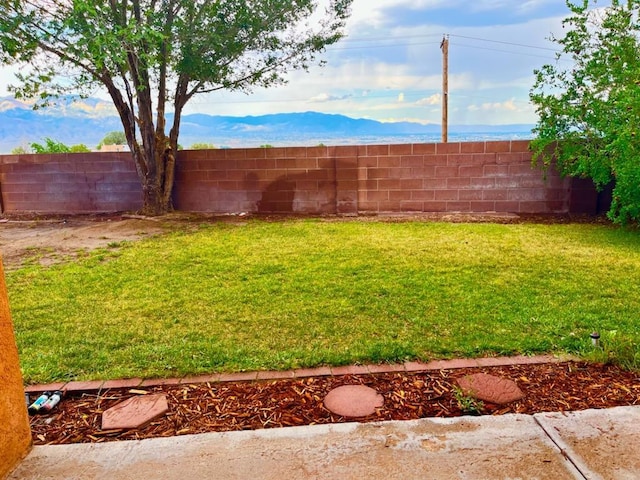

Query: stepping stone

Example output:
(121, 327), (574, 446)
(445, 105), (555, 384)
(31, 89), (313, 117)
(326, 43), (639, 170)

(102, 393), (169, 430)
(324, 385), (384, 417)
(456, 373), (524, 405)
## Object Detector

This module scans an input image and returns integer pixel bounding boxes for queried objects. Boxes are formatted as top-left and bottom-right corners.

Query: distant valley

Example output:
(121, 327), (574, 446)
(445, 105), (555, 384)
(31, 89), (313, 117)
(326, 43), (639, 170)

(0, 97), (534, 153)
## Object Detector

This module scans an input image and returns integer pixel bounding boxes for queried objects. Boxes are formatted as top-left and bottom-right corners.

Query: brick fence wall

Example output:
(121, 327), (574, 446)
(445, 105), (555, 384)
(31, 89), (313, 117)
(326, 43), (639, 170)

(0, 140), (600, 216)
(0, 151), (142, 213)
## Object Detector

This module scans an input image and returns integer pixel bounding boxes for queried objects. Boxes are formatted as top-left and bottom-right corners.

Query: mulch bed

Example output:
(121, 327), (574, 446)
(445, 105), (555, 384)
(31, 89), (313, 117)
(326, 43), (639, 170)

(29, 361), (640, 445)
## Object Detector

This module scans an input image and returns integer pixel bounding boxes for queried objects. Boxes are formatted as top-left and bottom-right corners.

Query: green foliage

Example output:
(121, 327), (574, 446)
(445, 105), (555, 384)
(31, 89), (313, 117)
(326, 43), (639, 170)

(260, 144), (274, 148)
(69, 144), (91, 153)
(189, 142), (217, 150)
(453, 388), (484, 415)
(582, 330), (640, 371)
(530, 0), (640, 224)
(97, 131), (126, 150)
(10, 145), (30, 154)
(30, 137), (70, 154)
(12, 141), (89, 154)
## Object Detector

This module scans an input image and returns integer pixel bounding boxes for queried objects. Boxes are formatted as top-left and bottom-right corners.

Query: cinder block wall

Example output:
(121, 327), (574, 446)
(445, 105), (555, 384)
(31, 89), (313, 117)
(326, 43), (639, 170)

(173, 146), (356, 214)
(0, 257), (31, 478)
(0, 152), (142, 213)
(0, 140), (593, 216)
(355, 141), (571, 214)
(173, 140), (571, 215)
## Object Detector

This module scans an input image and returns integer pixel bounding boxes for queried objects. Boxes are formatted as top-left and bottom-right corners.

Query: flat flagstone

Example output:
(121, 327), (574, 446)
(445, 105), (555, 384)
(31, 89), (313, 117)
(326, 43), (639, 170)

(324, 385), (384, 417)
(102, 394), (169, 430)
(456, 373), (524, 405)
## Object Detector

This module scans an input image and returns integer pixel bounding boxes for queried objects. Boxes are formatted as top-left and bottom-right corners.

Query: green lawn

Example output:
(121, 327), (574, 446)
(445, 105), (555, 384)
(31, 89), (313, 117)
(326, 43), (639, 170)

(7, 219), (640, 384)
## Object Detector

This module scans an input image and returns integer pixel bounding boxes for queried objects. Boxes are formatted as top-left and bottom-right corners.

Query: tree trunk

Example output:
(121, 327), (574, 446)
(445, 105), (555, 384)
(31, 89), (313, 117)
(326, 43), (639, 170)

(141, 179), (167, 216)
(104, 80), (176, 216)
(138, 135), (175, 216)
(162, 147), (176, 209)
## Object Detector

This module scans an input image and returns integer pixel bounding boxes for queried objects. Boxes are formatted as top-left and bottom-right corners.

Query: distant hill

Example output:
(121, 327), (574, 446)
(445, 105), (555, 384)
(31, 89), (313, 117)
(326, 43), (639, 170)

(0, 97), (534, 153)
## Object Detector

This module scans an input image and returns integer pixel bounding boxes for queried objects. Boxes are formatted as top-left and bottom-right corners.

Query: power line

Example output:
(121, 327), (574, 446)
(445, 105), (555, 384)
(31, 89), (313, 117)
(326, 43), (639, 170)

(334, 32), (560, 53)
(339, 33), (443, 43)
(450, 42), (561, 62)
(327, 40), (441, 51)
(447, 34), (561, 52)
(450, 93), (532, 106)
(326, 32), (567, 63)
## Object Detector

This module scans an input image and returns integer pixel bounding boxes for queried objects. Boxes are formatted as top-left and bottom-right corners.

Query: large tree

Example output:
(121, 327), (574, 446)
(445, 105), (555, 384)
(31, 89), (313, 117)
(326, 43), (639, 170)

(530, 0), (640, 224)
(0, 0), (352, 214)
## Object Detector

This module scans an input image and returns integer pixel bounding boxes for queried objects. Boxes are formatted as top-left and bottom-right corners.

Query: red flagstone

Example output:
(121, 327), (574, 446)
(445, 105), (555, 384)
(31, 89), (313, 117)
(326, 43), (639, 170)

(324, 385), (384, 417)
(101, 394), (169, 430)
(456, 373), (524, 405)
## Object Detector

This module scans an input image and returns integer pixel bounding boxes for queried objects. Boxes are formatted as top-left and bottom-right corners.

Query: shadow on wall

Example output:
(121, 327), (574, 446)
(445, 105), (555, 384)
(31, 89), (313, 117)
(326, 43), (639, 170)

(243, 169), (338, 215)
(569, 178), (613, 215)
(257, 176), (296, 213)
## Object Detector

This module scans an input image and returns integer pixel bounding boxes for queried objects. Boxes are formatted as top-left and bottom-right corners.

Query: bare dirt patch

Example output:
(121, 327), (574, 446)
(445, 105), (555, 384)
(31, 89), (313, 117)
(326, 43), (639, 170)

(0, 214), (204, 269)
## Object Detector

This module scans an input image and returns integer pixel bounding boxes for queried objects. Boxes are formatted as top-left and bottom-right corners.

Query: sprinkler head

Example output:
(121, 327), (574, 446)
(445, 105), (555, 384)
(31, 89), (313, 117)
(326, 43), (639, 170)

(590, 331), (601, 347)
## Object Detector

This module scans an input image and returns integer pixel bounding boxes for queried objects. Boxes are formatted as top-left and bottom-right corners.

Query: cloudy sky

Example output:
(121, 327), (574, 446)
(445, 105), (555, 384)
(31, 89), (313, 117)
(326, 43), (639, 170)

(0, 1), (575, 125)
(183, 0), (573, 125)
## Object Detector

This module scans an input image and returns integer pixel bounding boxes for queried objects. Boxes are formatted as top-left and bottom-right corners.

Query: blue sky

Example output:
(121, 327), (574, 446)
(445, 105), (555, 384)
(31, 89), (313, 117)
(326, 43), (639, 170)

(186, 0), (572, 125)
(0, 0), (577, 125)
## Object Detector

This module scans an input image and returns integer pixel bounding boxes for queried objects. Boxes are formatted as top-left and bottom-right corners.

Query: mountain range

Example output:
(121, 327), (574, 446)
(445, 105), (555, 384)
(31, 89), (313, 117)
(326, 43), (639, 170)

(0, 97), (534, 153)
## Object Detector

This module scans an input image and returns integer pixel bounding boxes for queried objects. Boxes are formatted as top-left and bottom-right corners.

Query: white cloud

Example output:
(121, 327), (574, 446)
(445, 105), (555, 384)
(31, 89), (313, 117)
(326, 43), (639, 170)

(308, 93), (353, 102)
(467, 98), (521, 112)
(416, 93), (441, 106)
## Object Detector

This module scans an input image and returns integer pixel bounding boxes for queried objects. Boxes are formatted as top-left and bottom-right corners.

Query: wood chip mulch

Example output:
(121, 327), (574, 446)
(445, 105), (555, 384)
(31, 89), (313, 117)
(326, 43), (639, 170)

(29, 361), (640, 445)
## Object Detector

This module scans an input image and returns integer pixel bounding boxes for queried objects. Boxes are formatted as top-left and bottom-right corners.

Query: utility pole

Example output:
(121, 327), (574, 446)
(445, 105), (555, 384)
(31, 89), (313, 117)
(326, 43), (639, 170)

(440, 35), (449, 143)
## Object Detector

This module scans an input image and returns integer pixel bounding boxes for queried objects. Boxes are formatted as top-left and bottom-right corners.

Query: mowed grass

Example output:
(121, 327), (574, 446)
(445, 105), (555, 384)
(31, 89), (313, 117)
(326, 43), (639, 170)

(7, 220), (640, 384)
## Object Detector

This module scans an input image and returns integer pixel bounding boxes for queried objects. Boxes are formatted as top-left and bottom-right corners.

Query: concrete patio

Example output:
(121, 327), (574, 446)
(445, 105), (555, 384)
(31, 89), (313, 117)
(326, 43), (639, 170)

(9, 405), (639, 479)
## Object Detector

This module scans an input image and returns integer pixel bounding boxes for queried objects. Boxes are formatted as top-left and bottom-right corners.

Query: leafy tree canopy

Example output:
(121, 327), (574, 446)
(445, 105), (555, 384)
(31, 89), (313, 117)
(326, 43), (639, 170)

(530, 0), (640, 224)
(98, 131), (128, 149)
(30, 138), (71, 154)
(12, 139), (90, 154)
(10, 145), (29, 155)
(189, 142), (217, 150)
(0, 0), (352, 214)
(69, 144), (91, 153)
